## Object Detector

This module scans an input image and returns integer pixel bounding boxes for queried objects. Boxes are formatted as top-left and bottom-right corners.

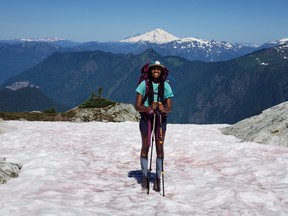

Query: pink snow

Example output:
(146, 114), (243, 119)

(0, 121), (287, 215)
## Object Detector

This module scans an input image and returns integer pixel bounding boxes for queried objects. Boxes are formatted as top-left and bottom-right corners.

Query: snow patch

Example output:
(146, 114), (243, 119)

(256, 58), (269, 66)
(5, 81), (39, 90)
(177, 37), (210, 44)
(0, 121), (287, 215)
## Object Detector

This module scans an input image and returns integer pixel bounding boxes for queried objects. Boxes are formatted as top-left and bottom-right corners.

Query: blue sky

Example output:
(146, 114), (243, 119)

(1, 0), (287, 44)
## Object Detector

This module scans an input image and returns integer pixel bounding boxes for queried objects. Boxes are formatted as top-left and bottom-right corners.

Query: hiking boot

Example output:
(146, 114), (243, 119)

(141, 177), (148, 190)
(153, 177), (161, 192)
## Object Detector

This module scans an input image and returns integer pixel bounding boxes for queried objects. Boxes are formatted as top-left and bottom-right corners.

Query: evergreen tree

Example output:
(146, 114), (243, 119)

(98, 87), (103, 98)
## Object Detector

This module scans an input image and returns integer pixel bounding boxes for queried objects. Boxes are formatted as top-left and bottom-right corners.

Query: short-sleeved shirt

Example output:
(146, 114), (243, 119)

(136, 80), (174, 107)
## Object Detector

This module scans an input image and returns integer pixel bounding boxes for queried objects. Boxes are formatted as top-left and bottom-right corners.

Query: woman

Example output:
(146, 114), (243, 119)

(135, 61), (174, 192)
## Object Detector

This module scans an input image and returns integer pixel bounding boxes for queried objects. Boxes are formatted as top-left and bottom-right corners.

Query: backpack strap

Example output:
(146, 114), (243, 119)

(141, 79), (150, 106)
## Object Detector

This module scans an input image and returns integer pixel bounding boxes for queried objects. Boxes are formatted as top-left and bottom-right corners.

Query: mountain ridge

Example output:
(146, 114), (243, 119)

(5, 28), (287, 46)
(1, 44), (288, 124)
(0, 87), (68, 112)
(1, 28), (287, 85)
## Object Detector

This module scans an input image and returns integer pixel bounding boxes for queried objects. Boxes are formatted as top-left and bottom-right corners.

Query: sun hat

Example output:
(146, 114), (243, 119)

(149, 61), (165, 70)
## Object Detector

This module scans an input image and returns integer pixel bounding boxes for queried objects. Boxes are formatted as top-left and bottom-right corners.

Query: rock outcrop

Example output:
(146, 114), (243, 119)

(71, 103), (140, 123)
(0, 121), (22, 184)
(221, 101), (288, 147)
(0, 158), (22, 184)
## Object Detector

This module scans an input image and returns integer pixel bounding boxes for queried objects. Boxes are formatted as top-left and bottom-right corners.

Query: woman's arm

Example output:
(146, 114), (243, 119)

(159, 98), (172, 113)
(135, 93), (172, 113)
(135, 93), (152, 113)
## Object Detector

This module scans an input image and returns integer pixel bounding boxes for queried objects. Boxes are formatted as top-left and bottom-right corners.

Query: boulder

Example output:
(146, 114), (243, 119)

(0, 158), (22, 184)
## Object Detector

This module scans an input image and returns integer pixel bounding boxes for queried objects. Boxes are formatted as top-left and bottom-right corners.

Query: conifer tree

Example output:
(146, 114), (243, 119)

(98, 87), (103, 98)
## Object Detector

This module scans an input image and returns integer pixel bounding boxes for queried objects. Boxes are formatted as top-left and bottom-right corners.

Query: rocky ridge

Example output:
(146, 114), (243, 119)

(221, 101), (288, 147)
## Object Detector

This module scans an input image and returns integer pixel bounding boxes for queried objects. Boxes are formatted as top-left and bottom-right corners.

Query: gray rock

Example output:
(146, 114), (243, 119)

(71, 103), (140, 123)
(0, 158), (22, 184)
(221, 101), (288, 147)
(0, 121), (22, 184)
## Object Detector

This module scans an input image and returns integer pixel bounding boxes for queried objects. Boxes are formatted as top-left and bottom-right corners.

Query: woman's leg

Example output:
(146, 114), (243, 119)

(155, 132), (165, 178)
(140, 133), (149, 158)
(140, 133), (149, 179)
(140, 133), (149, 189)
(154, 131), (165, 192)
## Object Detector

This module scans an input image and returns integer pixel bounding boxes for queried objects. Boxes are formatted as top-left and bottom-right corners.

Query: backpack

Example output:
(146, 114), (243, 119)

(137, 62), (169, 104)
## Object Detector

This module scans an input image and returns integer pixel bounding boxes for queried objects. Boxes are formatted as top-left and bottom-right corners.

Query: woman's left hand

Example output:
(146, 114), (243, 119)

(158, 103), (165, 111)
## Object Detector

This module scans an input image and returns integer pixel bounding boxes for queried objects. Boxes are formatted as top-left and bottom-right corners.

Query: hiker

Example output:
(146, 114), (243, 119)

(135, 61), (174, 192)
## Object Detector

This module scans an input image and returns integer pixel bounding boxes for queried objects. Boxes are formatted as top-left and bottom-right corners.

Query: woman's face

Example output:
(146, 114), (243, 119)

(151, 66), (162, 79)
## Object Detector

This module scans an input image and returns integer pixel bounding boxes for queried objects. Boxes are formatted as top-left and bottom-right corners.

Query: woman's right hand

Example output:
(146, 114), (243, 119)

(151, 102), (158, 110)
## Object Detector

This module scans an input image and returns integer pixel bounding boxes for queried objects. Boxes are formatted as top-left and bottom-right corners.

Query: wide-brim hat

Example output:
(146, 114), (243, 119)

(149, 61), (165, 70)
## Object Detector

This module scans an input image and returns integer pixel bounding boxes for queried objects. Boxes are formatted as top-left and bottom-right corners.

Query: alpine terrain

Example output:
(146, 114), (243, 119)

(1, 43), (288, 124)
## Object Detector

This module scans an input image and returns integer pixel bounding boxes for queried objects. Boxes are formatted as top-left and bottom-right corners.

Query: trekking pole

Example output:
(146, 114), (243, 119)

(148, 113), (156, 194)
(159, 112), (165, 197)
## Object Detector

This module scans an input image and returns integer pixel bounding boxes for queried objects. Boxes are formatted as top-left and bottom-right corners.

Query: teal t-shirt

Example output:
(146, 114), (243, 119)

(136, 80), (174, 107)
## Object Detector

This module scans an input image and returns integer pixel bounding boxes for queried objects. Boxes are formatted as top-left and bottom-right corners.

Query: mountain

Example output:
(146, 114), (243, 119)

(156, 37), (256, 62)
(1, 29), (287, 85)
(258, 38), (288, 49)
(0, 42), (67, 84)
(0, 86), (68, 112)
(1, 37), (82, 47)
(173, 43), (288, 124)
(120, 28), (179, 44)
(2, 44), (288, 124)
(0, 37), (82, 84)
(1, 50), (146, 108)
(18, 36), (65, 43)
(77, 28), (259, 62)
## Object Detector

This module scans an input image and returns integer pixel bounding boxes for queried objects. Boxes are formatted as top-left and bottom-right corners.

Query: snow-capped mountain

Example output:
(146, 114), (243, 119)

(2, 28), (286, 62)
(258, 38), (288, 49)
(279, 38), (288, 44)
(120, 28), (179, 44)
(267, 38), (288, 45)
(165, 37), (257, 61)
(117, 28), (260, 61)
(19, 36), (65, 42)
(15, 37), (82, 48)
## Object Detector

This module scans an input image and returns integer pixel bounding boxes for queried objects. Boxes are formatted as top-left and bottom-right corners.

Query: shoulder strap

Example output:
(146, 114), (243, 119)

(142, 80), (149, 104)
